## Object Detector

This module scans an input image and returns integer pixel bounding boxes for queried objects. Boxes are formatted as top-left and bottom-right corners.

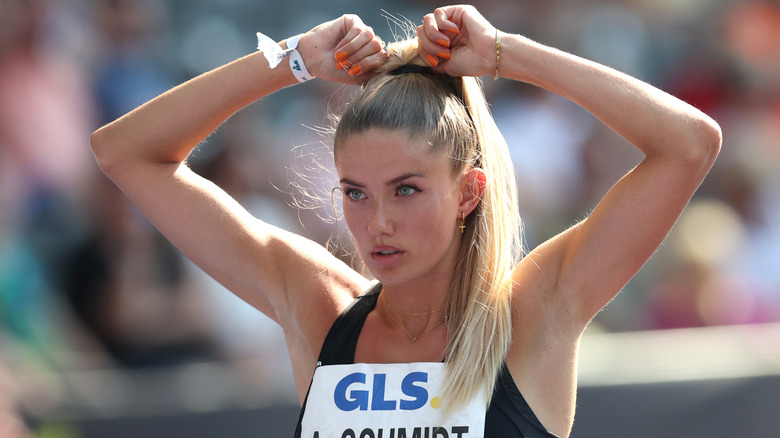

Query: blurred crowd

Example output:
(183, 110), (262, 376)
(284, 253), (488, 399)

(0, 0), (779, 435)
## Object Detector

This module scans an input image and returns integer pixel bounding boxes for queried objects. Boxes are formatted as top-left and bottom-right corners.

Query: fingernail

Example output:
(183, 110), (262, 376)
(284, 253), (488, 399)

(348, 64), (362, 76)
(427, 55), (439, 67)
(437, 51), (451, 60)
(336, 59), (351, 69)
(446, 28), (460, 35)
(437, 38), (450, 48)
(335, 51), (348, 61)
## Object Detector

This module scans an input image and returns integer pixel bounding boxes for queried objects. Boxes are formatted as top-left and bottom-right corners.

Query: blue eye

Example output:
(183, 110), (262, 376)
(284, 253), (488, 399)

(345, 189), (366, 200)
(397, 185), (420, 196)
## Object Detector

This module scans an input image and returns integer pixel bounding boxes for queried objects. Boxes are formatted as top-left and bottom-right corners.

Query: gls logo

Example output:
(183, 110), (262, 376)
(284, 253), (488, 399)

(334, 372), (431, 411)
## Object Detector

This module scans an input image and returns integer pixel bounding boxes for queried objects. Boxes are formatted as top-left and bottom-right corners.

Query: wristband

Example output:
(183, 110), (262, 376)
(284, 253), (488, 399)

(285, 34), (313, 82)
(256, 32), (314, 82)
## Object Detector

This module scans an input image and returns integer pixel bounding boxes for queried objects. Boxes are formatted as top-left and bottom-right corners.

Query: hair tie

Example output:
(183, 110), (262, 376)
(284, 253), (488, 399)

(389, 64), (436, 76)
(388, 63), (463, 101)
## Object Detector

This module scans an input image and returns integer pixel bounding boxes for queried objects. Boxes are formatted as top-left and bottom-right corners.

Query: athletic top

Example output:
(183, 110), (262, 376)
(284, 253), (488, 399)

(294, 283), (559, 438)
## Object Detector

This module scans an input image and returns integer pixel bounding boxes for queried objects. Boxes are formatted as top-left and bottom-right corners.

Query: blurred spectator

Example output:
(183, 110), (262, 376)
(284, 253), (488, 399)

(0, 0), (94, 196)
(0, 0), (105, 377)
(645, 199), (778, 329)
(92, 0), (172, 124)
(61, 174), (221, 368)
(0, 356), (31, 438)
(722, 0), (780, 80)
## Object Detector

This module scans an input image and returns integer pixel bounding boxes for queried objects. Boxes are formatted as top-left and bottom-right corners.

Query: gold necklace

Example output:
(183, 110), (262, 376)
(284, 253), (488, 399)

(382, 294), (449, 344)
(394, 304), (447, 316)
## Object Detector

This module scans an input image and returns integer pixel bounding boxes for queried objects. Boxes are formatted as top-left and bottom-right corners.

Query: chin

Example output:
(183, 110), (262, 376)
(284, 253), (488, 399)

(363, 267), (407, 286)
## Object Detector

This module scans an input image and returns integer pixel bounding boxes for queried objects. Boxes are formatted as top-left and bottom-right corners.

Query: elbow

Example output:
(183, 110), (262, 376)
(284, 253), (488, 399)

(679, 115), (722, 175)
(89, 126), (107, 163)
(695, 116), (722, 170)
(90, 126), (122, 177)
(701, 115), (722, 157)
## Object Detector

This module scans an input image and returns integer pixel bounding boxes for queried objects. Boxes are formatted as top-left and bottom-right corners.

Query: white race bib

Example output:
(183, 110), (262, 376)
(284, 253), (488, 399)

(300, 362), (486, 438)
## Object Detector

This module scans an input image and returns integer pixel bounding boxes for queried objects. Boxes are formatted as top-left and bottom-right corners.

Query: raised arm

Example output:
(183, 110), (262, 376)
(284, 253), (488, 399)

(89, 15), (384, 366)
(91, 14), (387, 174)
(417, 6), (722, 328)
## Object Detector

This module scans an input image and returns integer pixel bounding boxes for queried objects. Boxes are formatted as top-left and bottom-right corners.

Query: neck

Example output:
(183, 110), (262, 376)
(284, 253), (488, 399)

(382, 293), (449, 344)
(380, 279), (449, 316)
(380, 280), (451, 344)
(375, 235), (460, 342)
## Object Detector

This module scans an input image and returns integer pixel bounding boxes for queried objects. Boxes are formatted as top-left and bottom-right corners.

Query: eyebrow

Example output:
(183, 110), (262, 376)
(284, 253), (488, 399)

(339, 173), (424, 188)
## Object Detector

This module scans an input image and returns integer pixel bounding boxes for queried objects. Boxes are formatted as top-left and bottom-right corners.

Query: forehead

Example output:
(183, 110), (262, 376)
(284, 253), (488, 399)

(335, 129), (451, 178)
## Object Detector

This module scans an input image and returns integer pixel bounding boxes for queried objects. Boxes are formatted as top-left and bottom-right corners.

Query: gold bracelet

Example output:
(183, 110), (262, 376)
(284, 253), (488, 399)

(493, 29), (501, 80)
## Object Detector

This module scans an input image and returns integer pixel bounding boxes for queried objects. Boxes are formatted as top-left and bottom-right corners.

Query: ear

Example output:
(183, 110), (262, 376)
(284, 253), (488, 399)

(458, 167), (486, 216)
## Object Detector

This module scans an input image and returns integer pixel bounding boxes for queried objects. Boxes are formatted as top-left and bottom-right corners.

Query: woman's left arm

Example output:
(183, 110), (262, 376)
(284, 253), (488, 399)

(505, 33), (721, 325)
(419, 6), (722, 327)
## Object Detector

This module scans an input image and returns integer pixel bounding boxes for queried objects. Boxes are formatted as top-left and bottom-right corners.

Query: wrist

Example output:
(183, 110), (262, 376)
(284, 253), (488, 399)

(256, 31), (315, 83)
(475, 27), (501, 78)
(283, 34), (314, 82)
(493, 29), (502, 80)
(491, 33), (538, 83)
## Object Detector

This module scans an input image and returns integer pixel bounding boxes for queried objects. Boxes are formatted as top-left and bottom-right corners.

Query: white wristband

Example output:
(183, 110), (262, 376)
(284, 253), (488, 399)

(256, 32), (314, 82)
(285, 34), (313, 82)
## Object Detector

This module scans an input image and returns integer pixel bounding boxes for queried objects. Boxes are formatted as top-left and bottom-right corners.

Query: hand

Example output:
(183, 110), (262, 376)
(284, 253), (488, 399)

(416, 5), (497, 78)
(295, 15), (387, 85)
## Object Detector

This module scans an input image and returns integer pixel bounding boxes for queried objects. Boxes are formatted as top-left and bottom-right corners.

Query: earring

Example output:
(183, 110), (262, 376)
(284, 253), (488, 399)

(459, 212), (466, 234)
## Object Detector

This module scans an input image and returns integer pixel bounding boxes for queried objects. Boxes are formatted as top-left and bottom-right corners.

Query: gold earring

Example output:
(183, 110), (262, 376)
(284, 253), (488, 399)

(459, 212), (466, 234)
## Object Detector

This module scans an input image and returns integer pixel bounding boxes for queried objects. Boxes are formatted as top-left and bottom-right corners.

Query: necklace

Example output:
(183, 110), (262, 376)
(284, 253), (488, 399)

(394, 304), (447, 316)
(382, 294), (449, 344)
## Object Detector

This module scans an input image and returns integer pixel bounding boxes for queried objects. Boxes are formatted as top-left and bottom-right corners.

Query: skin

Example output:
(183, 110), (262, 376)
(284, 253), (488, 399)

(336, 130), (482, 362)
(90, 5), (721, 437)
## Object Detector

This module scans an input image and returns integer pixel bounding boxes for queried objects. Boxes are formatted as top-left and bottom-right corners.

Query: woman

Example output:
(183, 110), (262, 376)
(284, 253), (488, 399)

(90, 5), (721, 437)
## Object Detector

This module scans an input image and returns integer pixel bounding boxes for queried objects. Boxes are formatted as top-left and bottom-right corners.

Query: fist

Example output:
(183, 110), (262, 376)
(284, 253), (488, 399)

(296, 14), (388, 85)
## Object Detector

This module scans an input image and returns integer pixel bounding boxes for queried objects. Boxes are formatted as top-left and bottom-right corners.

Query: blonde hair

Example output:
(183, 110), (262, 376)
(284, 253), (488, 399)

(333, 38), (524, 411)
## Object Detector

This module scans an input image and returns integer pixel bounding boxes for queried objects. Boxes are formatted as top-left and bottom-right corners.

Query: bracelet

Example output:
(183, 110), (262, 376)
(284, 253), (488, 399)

(256, 32), (314, 82)
(493, 29), (501, 80)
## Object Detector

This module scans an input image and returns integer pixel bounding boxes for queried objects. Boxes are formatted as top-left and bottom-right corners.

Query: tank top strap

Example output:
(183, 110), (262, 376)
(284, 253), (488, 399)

(316, 282), (382, 365)
(487, 362), (560, 437)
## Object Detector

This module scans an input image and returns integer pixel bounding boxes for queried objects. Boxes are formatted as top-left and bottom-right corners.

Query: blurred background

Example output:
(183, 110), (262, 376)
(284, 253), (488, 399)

(0, 0), (778, 436)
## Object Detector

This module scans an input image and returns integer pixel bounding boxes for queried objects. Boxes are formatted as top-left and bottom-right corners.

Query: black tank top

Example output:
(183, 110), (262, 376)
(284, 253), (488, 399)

(294, 284), (559, 438)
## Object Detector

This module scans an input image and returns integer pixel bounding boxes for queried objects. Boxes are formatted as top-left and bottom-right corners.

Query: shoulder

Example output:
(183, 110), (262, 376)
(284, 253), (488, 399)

(271, 228), (372, 360)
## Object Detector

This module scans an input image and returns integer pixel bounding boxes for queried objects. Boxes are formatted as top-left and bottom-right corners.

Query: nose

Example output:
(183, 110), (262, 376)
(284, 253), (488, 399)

(367, 202), (394, 237)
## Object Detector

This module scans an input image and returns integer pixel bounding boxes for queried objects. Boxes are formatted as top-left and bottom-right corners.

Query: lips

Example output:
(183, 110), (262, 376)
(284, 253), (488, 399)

(371, 245), (402, 255)
(370, 246), (404, 267)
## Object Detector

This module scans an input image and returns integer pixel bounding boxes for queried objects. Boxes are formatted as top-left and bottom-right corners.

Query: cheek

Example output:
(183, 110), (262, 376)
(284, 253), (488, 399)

(342, 206), (360, 235)
(408, 201), (454, 235)
(342, 205), (371, 246)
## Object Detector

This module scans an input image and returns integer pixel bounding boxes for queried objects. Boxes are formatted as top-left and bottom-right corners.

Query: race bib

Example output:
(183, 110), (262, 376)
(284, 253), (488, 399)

(300, 362), (486, 438)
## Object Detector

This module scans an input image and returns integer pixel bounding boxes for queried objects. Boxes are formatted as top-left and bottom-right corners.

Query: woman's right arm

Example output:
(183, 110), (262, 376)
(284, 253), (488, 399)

(90, 16), (383, 345)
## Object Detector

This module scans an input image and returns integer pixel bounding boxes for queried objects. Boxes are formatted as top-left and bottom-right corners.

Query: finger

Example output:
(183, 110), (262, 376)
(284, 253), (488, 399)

(421, 13), (444, 44)
(333, 28), (372, 73)
(334, 26), (362, 60)
(338, 35), (386, 77)
(416, 22), (449, 68)
(334, 16), (376, 59)
(433, 7), (461, 35)
(422, 14), (455, 53)
(335, 49), (389, 85)
(351, 35), (385, 64)
(354, 49), (390, 77)
(335, 29), (378, 70)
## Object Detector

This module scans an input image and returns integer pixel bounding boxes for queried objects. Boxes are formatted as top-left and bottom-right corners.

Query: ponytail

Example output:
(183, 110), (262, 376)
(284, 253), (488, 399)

(333, 38), (523, 412)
